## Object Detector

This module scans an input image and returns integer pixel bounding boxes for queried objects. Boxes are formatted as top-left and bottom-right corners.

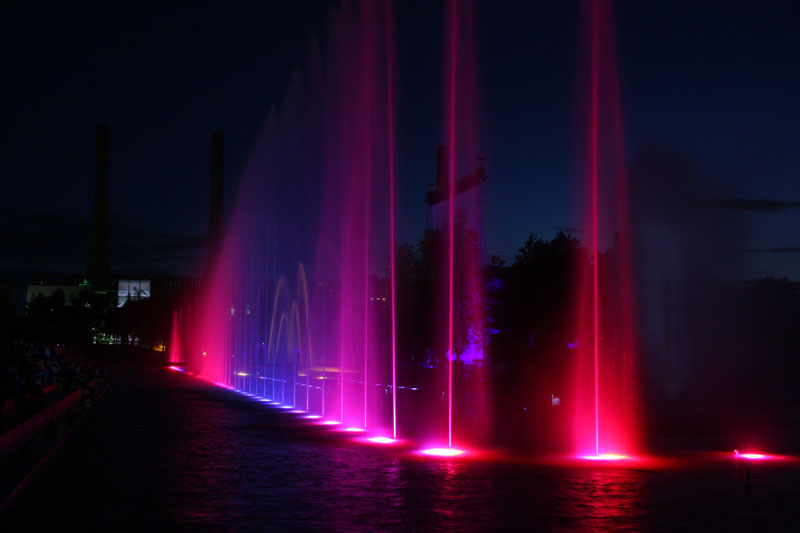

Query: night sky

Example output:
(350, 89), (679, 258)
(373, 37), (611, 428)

(2, 0), (798, 279)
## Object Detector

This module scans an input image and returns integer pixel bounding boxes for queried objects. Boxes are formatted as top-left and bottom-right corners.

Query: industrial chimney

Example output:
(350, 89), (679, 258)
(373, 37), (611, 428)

(87, 123), (111, 289)
(208, 131), (224, 272)
(435, 145), (448, 199)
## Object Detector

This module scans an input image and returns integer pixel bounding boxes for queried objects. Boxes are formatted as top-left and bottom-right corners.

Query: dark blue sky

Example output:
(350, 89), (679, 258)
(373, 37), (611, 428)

(1, 0), (797, 279)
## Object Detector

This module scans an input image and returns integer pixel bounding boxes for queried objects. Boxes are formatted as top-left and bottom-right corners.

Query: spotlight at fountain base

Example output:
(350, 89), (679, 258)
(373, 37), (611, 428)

(581, 453), (629, 461)
(343, 427), (365, 432)
(420, 447), (465, 457)
(366, 436), (398, 445)
(734, 450), (779, 460)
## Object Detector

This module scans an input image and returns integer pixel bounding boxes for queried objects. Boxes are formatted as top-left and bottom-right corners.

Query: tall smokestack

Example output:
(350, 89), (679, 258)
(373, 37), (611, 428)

(208, 131), (224, 272)
(87, 123), (110, 288)
(436, 145), (448, 199)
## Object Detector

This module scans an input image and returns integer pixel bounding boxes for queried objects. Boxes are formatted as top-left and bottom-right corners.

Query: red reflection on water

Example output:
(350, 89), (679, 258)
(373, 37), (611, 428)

(565, 469), (644, 529)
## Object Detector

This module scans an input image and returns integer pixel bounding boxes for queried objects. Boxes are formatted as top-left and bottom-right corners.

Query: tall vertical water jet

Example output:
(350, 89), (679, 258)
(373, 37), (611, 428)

(446, 6), (456, 448)
(572, 0), (641, 458)
(438, 0), (489, 450)
(169, 307), (182, 364)
(385, 0), (398, 440)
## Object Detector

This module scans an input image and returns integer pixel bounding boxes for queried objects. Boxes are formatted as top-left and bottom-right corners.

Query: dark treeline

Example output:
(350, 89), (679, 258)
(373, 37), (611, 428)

(0, 288), (173, 350)
(389, 222), (800, 450)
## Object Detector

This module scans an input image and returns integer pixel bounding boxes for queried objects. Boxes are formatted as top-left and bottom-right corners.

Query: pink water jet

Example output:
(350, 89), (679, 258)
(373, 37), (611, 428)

(572, 0), (641, 460)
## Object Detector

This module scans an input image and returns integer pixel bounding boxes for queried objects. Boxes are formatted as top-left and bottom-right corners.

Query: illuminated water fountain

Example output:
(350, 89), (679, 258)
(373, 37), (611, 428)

(179, 0), (490, 455)
(170, 0), (647, 462)
(572, 0), (641, 461)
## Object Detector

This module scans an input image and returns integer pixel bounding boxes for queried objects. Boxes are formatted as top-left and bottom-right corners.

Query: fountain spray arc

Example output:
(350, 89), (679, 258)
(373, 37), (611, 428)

(174, 0), (493, 456)
(573, 0), (641, 460)
(190, 0), (400, 439)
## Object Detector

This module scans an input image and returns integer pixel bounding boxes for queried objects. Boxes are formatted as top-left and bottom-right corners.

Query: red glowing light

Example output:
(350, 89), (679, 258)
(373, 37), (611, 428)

(303, 415), (322, 420)
(367, 436), (397, 445)
(421, 447), (465, 457)
(167, 365), (183, 372)
(582, 453), (628, 461)
(343, 427), (365, 432)
(319, 420), (341, 426)
(734, 450), (777, 460)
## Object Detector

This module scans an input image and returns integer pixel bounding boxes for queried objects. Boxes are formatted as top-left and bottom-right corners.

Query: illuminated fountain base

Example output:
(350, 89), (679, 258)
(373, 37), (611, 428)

(733, 450), (781, 461)
(367, 436), (399, 445)
(581, 453), (629, 461)
(421, 447), (466, 457)
(169, 367), (800, 467)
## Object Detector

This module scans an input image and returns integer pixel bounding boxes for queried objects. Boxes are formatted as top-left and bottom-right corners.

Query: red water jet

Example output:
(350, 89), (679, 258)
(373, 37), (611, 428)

(572, 0), (641, 459)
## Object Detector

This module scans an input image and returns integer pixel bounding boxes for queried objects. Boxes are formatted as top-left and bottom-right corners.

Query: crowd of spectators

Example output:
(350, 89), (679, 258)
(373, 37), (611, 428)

(1, 340), (103, 432)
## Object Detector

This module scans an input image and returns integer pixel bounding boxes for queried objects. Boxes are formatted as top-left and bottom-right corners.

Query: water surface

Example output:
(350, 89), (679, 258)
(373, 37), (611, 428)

(2, 367), (797, 531)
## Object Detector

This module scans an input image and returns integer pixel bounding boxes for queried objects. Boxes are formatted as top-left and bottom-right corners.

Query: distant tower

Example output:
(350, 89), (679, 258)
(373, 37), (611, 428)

(424, 145), (486, 231)
(87, 124), (111, 288)
(208, 131), (224, 272)
(425, 145), (449, 228)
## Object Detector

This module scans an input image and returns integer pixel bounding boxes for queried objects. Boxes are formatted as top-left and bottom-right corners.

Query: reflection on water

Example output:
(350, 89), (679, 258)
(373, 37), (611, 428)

(1, 370), (798, 530)
(566, 470), (644, 530)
